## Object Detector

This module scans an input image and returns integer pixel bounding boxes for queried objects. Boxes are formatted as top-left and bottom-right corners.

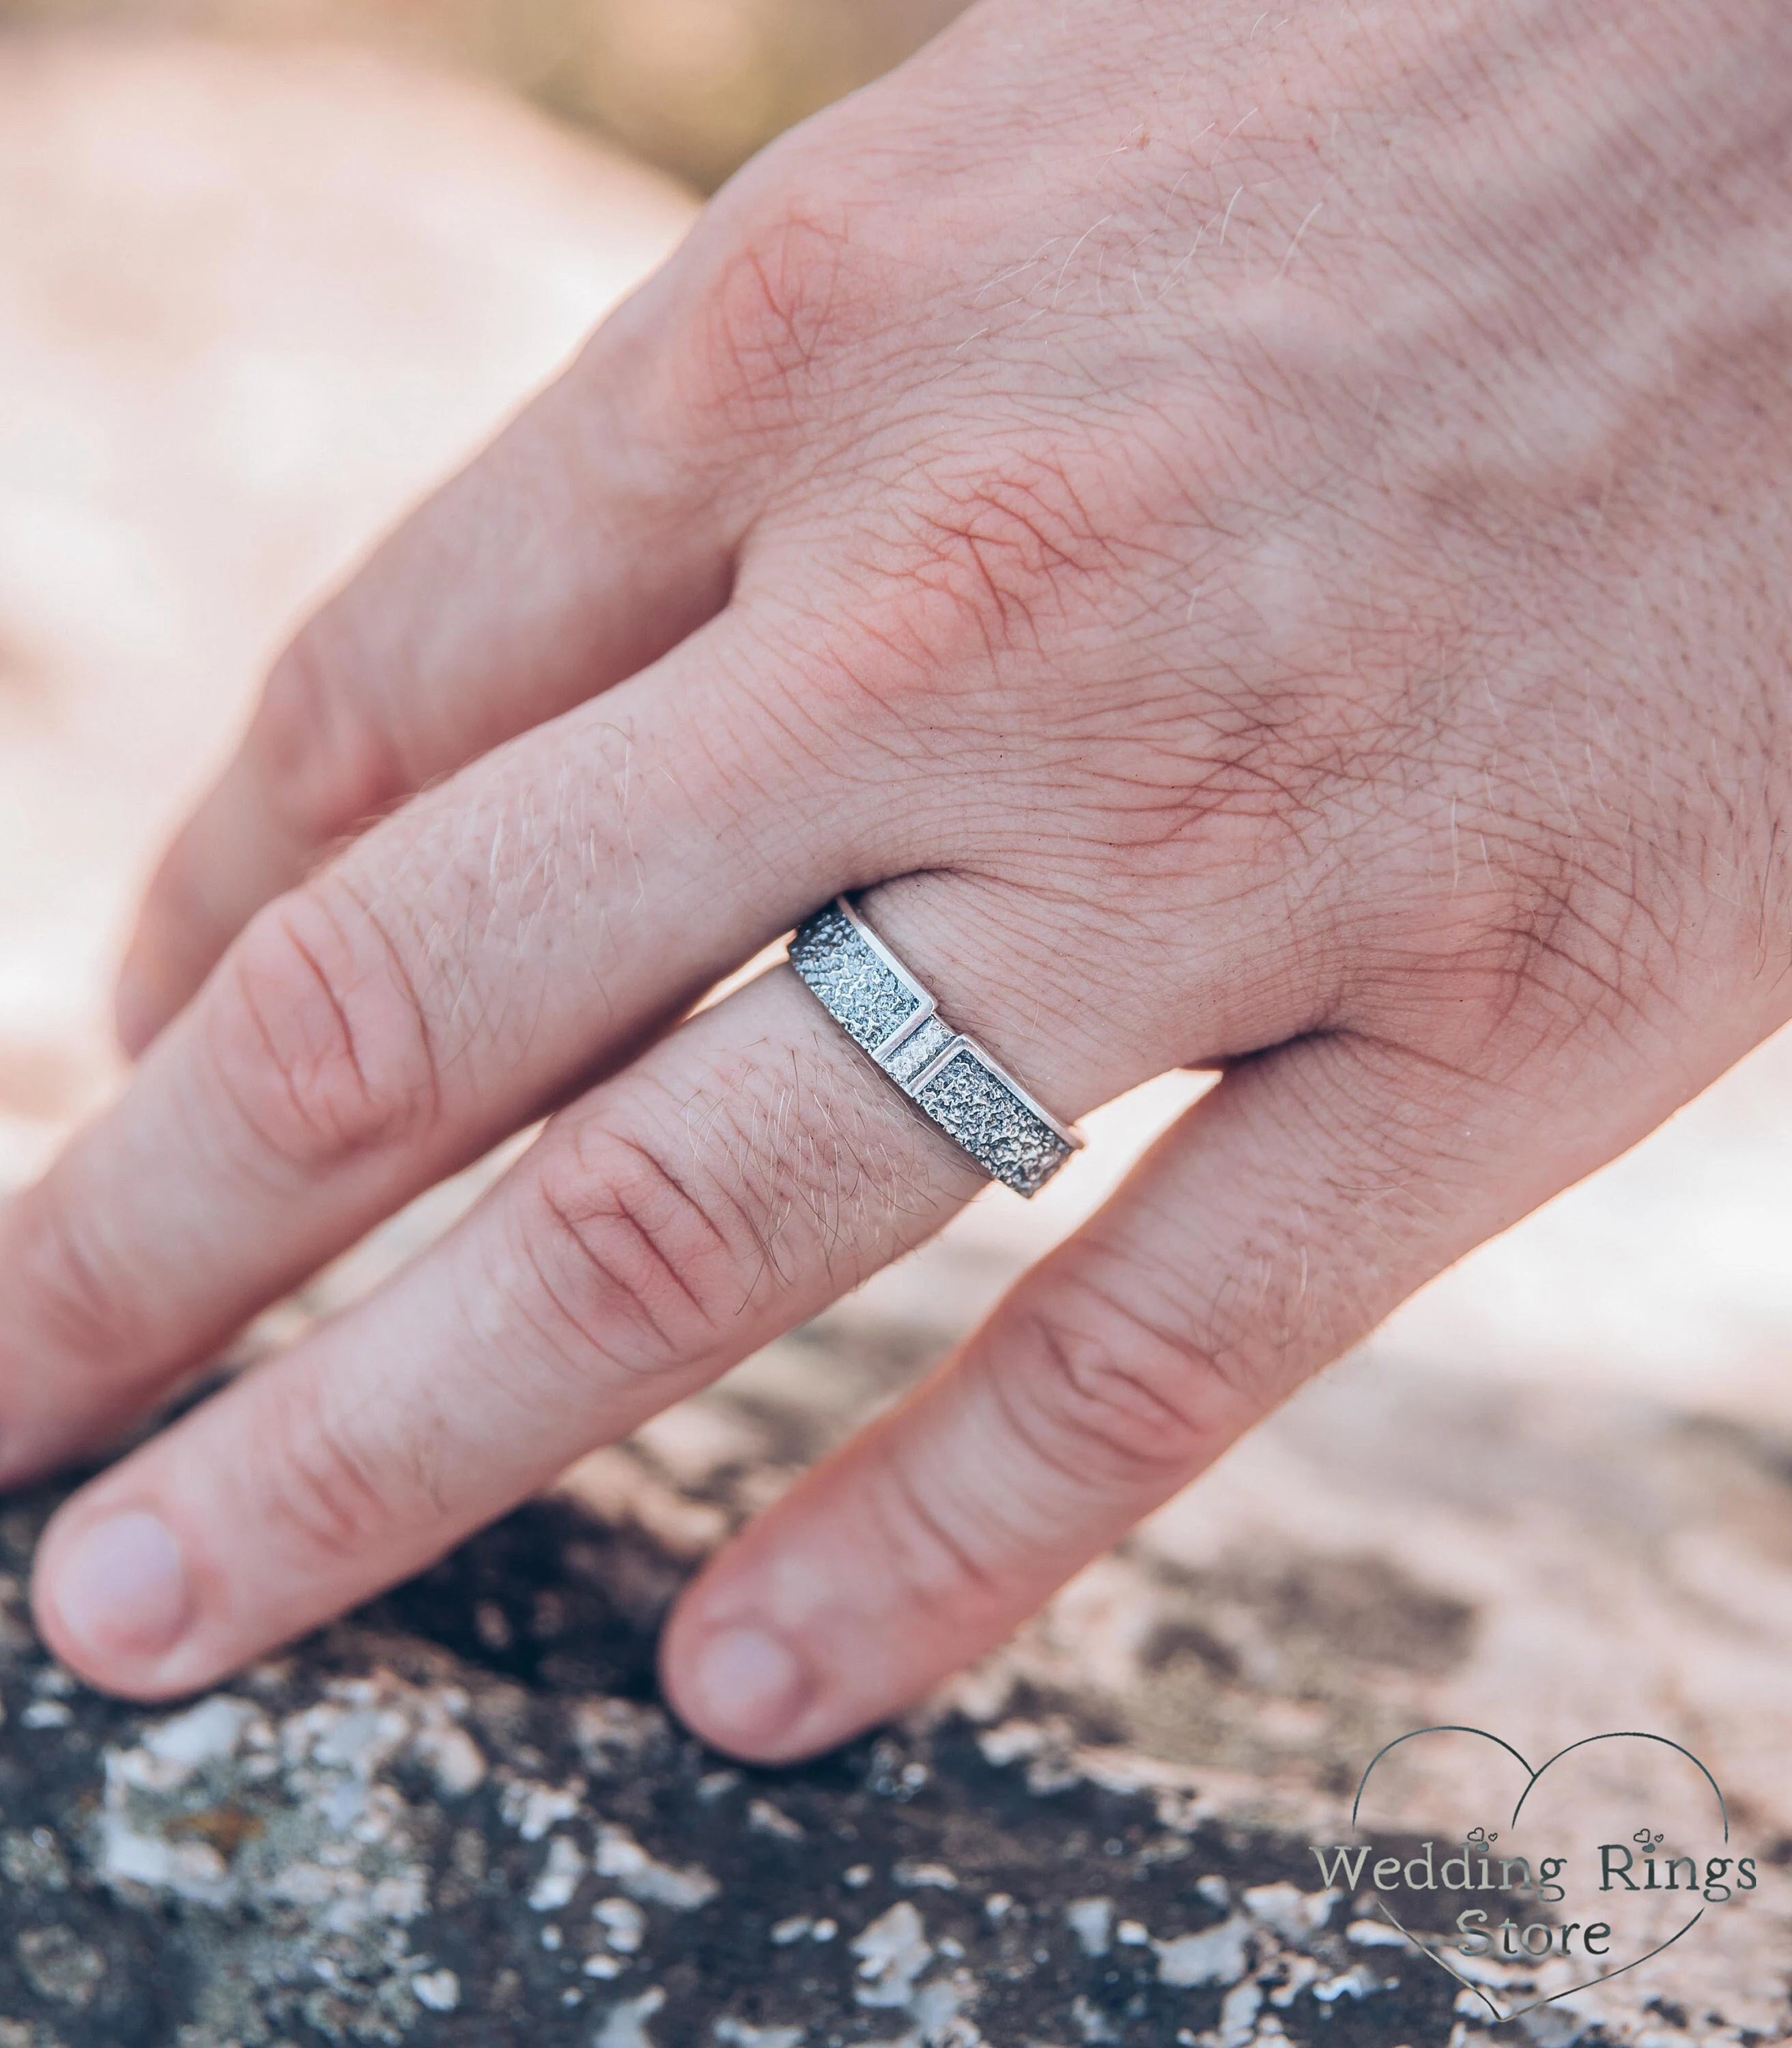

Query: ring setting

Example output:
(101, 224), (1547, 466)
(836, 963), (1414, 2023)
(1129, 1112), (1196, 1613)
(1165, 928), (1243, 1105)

(788, 896), (1084, 1197)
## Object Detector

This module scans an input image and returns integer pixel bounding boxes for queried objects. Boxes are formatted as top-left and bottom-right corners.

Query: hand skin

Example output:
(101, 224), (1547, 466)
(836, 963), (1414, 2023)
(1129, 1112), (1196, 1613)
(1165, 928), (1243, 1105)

(7, 0), (1791, 1759)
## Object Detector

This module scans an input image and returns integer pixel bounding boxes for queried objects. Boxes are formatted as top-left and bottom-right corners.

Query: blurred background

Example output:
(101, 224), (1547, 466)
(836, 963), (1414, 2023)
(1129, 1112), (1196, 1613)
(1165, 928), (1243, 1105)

(0, 0), (978, 1179)
(2, 5), (1791, 2029)
(0, 0), (969, 191)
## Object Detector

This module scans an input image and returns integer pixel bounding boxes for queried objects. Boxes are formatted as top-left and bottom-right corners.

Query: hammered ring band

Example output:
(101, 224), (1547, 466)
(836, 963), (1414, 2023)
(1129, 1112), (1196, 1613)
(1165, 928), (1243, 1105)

(788, 896), (1085, 1197)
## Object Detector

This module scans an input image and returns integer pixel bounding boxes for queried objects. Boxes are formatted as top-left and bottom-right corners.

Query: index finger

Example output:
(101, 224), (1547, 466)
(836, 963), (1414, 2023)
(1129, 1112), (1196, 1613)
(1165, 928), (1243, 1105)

(116, 333), (742, 1054)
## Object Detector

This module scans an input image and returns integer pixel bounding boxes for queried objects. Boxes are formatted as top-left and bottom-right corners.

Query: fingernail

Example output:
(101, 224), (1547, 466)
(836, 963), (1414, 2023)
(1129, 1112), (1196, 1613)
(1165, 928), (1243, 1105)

(51, 1510), (192, 1662)
(687, 1625), (812, 1750)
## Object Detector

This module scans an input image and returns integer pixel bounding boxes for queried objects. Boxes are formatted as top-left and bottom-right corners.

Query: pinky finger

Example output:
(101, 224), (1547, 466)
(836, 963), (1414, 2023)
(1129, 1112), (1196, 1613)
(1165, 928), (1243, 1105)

(661, 1030), (1619, 1762)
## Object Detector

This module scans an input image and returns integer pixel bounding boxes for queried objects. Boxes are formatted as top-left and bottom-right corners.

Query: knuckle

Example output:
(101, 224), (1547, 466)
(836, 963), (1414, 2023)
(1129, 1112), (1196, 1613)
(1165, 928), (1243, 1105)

(1501, 853), (1669, 1043)
(256, 1371), (412, 1564)
(209, 883), (440, 1174)
(253, 612), (406, 848)
(681, 186), (880, 429)
(855, 1453), (1008, 1618)
(519, 1124), (752, 1378)
(997, 1270), (1249, 1490)
(851, 442), (1125, 676)
(7, 1173), (135, 1365)
(1369, 824), (1664, 1078)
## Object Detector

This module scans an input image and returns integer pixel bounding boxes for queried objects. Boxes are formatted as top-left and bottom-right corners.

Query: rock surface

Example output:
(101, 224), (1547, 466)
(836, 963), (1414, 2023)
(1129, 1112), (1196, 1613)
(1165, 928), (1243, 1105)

(3, 1290), (1792, 2045)
(0, 1466), (1465, 2048)
(2, 31), (1792, 2048)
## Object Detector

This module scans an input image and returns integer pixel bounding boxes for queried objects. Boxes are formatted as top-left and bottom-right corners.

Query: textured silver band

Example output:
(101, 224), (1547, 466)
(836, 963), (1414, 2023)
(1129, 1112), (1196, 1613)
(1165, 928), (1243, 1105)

(788, 896), (1084, 1197)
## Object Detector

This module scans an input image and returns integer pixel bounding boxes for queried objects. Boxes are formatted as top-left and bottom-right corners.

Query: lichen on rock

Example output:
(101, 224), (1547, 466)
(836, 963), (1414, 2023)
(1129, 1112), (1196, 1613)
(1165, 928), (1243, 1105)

(0, 1484), (1463, 2048)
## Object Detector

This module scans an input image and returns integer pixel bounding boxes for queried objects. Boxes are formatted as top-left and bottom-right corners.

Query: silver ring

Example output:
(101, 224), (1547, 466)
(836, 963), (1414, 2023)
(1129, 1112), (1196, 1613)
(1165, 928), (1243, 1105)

(788, 896), (1085, 1197)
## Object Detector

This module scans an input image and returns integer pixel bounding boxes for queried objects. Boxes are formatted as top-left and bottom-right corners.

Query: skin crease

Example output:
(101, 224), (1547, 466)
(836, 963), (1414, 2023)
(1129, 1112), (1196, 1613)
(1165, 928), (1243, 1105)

(3, 0), (1791, 1759)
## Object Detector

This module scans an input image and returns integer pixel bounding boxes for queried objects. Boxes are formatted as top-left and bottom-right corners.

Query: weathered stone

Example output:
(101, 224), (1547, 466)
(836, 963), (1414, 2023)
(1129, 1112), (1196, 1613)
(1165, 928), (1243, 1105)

(0, 1467), (1464, 2047)
(4, 1309), (1792, 2045)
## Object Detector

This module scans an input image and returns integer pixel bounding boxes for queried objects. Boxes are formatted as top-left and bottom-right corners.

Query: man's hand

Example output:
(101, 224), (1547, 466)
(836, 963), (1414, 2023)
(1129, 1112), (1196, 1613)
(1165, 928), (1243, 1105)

(9, 0), (1791, 1757)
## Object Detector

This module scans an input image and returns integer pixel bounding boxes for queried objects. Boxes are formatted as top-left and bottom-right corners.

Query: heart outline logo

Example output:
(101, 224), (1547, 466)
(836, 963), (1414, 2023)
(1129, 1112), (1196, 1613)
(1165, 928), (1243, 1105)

(1349, 1725), (1729, 2024)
